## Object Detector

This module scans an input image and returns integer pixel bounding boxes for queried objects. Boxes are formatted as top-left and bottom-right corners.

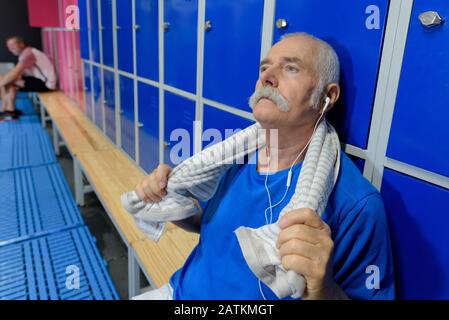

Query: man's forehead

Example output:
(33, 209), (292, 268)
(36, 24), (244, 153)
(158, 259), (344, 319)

(264, 36), (319, 65)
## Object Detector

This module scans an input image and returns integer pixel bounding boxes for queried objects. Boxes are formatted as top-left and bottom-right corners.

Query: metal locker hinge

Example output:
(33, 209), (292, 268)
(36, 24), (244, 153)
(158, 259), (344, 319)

(115, 25), (121, 31)
(163, 141), (170, 149)
(419, 11), (444, 28)
(163, 22), (170, 32)
(137, 122), (144, 128)
(276, 18), (288, 30)
(134, 25), (141, 31)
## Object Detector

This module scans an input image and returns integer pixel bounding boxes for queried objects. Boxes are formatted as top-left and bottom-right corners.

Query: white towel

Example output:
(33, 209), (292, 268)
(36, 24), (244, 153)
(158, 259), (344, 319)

(121, 120), (340, 299)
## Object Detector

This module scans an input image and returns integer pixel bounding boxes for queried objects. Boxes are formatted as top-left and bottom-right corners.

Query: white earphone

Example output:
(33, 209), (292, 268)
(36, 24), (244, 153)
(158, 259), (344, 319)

(259, 96), (331, 300)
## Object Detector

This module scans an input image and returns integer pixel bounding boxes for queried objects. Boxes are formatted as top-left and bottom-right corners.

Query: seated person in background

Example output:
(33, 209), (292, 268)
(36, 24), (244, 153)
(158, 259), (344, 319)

(0, 36), (56, 118)
(133, 32), (395, 300)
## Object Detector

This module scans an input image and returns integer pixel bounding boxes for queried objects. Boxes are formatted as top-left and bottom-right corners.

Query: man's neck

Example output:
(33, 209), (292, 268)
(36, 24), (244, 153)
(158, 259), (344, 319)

(257, 124), (315, 173)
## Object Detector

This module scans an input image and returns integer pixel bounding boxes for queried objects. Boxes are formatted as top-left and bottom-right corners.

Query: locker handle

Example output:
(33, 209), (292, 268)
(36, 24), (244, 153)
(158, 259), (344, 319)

(137, 122), (144, 128)
(205, 20), (212, 32)
(120, 109), (124, 114)
(419, 11), (444, 28)
(276, 18), (288, 30)
(115, 25), (122, 31)
(163, 22), (170, 32)
(100, 26), (105, 31)
(103, 100), (107, 105)
(134, 25), (141, 31)
(163, 141), (171, 149)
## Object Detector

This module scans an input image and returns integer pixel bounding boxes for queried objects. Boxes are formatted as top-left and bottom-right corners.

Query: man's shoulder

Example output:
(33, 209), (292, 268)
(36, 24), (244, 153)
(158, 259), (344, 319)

(327, 152), (383, 221)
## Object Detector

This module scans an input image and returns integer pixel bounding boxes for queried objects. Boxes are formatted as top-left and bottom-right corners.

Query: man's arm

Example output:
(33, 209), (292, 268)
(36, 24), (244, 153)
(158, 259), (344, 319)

(171, 202), (202, 234)
(0, 63), (26, 87)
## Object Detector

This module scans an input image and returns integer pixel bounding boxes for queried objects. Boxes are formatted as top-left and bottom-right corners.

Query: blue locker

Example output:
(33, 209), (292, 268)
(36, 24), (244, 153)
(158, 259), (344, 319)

(164, 92), (195, 167)
(89, 0), (101, 63)
(164, 0), (198, 93)
(273, 0), (389, 149)
(381, 169), (449, 299)
(101, 0), (114, 67)
(83, 62), (93, 121)
(387, 1), (449, 178)
(92, 66), (103, 130)
(135, 0), (159, 81)
(202, 105), (254, 149)
(119, 75), (135, 159)
(103, 70), (116, 143)
(79, 0), (90, 60)
(347, 154), (365, 173)
(116, 0), (134, 73)
(203, 0), (264, 112)
(138, 82), (159, 172)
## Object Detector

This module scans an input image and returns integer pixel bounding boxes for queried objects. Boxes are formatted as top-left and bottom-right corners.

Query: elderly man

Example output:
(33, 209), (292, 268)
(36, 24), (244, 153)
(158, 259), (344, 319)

(133, 33), (395, 300)
(0, 36), (56, 118)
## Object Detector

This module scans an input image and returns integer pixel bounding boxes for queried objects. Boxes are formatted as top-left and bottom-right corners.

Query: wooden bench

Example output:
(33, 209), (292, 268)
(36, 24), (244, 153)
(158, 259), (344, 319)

(37, 91), (199, 299)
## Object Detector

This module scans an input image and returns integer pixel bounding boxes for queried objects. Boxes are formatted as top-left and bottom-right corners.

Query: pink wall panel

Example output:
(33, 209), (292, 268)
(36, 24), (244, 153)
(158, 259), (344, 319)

(27, 0), (60, 27)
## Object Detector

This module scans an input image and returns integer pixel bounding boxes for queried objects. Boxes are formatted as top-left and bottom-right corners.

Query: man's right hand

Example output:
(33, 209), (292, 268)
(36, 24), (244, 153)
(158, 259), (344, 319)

(135, 164), (172, 203)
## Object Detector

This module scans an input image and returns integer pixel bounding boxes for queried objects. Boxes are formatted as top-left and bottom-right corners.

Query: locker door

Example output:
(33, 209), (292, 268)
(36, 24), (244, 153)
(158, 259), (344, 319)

(164, 92), (195, 167)
(92, 66), (103, 129)
(203, 0), (264, 112)
(387, 1), (449, 178)
(202, 105), (254, 149)
(381, 169), (449, 299)
(83, 62), (93, 120)
(101, 0), (114, 67)
(164, 0), (198, 93)
(138, 82), (159, 172)
(89, 0), (101, 63)
(116, 0), (134, 73)
(273, 0), (389, 149)
(120, 76), (135, 159)
(79, 0), (90, 60)
(135, 0), (158, 81)
(103, 70), (116, 142)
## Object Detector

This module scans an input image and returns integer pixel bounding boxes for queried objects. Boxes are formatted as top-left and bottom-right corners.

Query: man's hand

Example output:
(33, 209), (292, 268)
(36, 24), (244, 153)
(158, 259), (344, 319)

(277, 208), (349, 300)
(135, 164), (172, 203)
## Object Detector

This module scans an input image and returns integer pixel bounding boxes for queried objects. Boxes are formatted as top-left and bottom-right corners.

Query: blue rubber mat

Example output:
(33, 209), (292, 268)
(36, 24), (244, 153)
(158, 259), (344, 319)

(0, 116), (42, 136)
(15, 98), (37, 116)
(0, 226), (119, 300)
(0, 163), (84, 243)
(0, 131), (56, 171)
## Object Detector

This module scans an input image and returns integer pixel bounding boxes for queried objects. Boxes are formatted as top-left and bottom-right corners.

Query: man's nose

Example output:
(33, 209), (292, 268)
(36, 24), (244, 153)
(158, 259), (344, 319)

(260, 67), (279, 87)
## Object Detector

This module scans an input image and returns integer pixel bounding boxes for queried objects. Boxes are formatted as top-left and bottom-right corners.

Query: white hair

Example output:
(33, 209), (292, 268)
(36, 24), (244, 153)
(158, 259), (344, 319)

(281, 32), (340, 109)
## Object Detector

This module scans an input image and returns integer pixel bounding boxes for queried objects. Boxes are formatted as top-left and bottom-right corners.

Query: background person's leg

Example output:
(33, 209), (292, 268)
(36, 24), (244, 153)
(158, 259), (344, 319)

(5, 85), (17, 112)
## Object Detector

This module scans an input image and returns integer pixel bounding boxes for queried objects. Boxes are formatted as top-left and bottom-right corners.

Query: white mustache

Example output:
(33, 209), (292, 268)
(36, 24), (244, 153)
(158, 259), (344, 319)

(248, 87), (289, 112)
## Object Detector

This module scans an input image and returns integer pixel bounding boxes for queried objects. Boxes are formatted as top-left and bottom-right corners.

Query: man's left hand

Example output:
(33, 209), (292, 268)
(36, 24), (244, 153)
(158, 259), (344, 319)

(277, 208), (348, 300)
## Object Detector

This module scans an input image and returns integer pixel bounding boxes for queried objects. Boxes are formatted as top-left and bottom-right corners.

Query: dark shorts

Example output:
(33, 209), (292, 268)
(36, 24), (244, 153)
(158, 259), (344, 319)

(18, 76), (52, 92)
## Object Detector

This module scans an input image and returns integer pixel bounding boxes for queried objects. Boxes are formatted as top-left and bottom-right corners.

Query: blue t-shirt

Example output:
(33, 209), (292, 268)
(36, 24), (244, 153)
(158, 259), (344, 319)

(169, 151), (395, 299)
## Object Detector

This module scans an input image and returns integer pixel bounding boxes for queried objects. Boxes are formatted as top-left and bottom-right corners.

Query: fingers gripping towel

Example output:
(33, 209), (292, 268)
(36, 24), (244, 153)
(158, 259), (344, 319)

(121, 120), (341, 299)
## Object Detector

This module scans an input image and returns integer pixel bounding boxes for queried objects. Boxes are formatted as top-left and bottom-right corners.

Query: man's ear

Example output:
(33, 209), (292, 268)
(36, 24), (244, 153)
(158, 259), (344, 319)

(323, 83), (340, 112)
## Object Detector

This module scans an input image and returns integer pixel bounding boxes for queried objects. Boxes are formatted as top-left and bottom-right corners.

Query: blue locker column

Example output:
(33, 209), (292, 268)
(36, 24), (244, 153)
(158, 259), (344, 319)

(135, 0), (158, 81)
(79, 0), (90, 60)
(164, 92), (195, 167)
(137, 82), (159, 172)
(381, 169), (449, 299)
(164, 0), (198, 93)
(103, 70), (116, 143)
(203, 0), (263, 112)
(202, 105), (254, 149)
(119, 75), (135, 159)
(387, 1), (449, 178)
(100, 0), (114, 67)
(89, 0), (101, 63)
(92, 66), (103, 129)
(83, 62), (93, 120)
(273, 0), (389, 149)
(116, 0), (134, 73)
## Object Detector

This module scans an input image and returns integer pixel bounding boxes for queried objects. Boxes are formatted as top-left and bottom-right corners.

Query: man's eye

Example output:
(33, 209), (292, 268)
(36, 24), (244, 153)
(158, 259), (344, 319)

(285, 65), (299, 73)
(260, 66), (268, 73)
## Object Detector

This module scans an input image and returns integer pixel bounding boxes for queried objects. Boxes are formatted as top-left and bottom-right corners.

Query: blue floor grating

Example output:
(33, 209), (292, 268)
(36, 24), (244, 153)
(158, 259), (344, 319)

(0, 130), (56, 171)
(0, 115), (42, 136)
(0, 163), (84, 243)
(0, 226), (119, 300)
